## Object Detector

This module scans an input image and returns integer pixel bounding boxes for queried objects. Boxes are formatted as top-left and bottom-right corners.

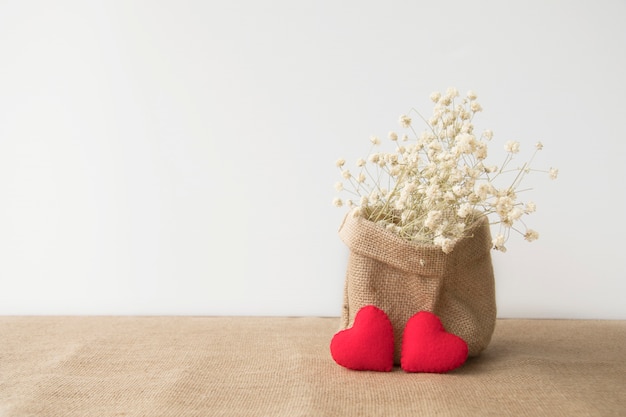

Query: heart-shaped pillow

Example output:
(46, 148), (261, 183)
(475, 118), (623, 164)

(401, 311), (468, 373)
(330, 305), (394, 372)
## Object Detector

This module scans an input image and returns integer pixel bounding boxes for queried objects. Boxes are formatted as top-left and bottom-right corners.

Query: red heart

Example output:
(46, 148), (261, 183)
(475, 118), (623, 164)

(401, 311), (468, 373)
(330, 305), (394, 372)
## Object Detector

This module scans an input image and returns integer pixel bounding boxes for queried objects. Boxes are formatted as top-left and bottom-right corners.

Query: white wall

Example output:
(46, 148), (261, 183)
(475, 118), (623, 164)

(1, 0), (624, 318)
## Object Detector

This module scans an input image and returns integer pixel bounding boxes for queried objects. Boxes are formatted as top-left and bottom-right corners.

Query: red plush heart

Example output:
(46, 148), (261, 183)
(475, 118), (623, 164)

(401, 311), (468, 373)
(330, 305), (394, 372)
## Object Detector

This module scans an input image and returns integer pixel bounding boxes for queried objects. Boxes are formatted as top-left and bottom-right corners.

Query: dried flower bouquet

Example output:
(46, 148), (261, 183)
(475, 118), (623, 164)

(333, 88), (557, 254)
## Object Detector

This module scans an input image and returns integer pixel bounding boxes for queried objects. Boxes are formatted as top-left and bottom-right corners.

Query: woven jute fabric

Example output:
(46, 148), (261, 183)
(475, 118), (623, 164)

(338, 213), (497, 363)
(1, 317), (625, 417)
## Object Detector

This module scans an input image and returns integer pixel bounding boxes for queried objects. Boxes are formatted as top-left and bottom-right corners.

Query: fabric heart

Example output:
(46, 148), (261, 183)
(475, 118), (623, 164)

(401, 311), (468, 373)
(330, 305), (394, 372)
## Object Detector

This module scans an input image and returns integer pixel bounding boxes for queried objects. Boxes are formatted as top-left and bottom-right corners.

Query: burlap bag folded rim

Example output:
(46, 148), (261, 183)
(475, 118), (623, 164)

(338, 212), (492, 271)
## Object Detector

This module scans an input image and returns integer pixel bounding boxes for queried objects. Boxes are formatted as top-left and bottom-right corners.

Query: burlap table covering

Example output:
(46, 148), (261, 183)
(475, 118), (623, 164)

(338, 213), (497, 363)
(1, 317), (625, 417)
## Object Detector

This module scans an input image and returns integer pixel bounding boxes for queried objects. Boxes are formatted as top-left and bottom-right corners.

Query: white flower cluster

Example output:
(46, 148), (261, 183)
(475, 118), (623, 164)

(334, 88), (557, 253)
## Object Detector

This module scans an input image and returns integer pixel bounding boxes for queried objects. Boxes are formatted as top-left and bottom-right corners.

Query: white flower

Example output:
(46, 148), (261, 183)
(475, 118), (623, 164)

(430, 91), (441, 102)
(505, 140), (520, 153)
(473, 141), (488, 160)
(496, 196), (515, 220)
(434, 236), (455, 254)
(460, 122), (473, 133)
(385, 153), (398, 165)
(549, 168), (559, 180)
(457, 202), (473, 218)
(492, 234), (507, 252)
(474, 183), (489, 201)
(445, 87), (459, 99)
(424, 210), (442, 230)
(332, 88), (555, 253)
(524, 229), (539, 242)
(525, 201), (536, 213)
(507, 207), (523, 222)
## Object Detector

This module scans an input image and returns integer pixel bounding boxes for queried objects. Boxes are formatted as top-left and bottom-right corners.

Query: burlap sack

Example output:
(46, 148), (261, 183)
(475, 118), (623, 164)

(338, 213), (497, 364)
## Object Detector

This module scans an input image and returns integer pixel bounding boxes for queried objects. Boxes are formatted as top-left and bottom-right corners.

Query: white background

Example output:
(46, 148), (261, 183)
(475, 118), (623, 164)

(1, 0), (625, 318)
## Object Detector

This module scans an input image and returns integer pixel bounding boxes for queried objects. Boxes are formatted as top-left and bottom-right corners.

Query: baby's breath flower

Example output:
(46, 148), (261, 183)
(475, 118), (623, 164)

(524, 229), (539, 242)
(549, 168), (559, 180)
(454, 133), (475, 154)
(424, 210), (442, 230)
(332, 88), (555, 253)
(445, 87), (459, 99)
(460, 122), (473, 135)
(457, 202), (473, 218)
(470, 101), (483, 112)
(504, 140), (520, 153)
(474, 141), (488, 160)
(458, 106), (470, 119)
(492, 234), (507, 252)
(434, 236), (455, 254)
(507, 207), (523, 223)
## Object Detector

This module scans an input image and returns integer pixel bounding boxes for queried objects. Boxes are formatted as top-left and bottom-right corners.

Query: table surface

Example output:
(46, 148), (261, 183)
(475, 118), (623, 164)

(1, 316), (625, 417)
